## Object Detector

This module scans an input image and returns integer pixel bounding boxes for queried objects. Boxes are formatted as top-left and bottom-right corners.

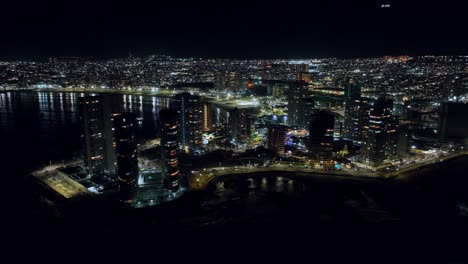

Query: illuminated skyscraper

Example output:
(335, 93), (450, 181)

(362, 97), (397, 166)
(343, 80), (369, 144)
(229, 107), (247, 141)
(308, 110), (335, 168)
(226, 71), (244, 93)
(175, 93), (203, 148)
(202, 102), (212, 131)
(78, 95), (115, 177)
(159, 109), (180, 191)
(287, 81), (308, 127)
(114, 112), (138, 201)
(267, 125), (287, 155)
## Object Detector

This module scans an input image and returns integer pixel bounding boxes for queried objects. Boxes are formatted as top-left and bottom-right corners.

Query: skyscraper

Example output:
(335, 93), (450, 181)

(229, 107), (247, 141)
(159, 109), (180, 191)
(267, 125), (287, 155)
(175, 93), (203, 149)
(299, 72), (312, 83)
(101, 95), (116, 173)
(287, 81), (308, 127)
(304, 97), (315, 123)
(362, 97), (397, 167)
(114, 112), (138, 201)
(308, 110), (335, 168)
(344, 79), (362, 99)
(245, 115), (256, 137)
(397, 123), (410, 158)
(202, 102), (212, 132)
(215, 71), (243, 93)
(265, 80), (288, 99)
(78, 95), (115, 177)
(343, 80), (368, 144)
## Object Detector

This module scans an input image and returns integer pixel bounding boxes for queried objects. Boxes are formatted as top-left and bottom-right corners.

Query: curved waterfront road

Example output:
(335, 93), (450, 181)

(189, 151), (468, 190)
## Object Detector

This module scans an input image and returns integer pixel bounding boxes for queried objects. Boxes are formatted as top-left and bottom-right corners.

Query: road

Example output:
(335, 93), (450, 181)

(189, 162), (381, 190)
(189, 151), (468, 190)
(389, 150), (467, 178)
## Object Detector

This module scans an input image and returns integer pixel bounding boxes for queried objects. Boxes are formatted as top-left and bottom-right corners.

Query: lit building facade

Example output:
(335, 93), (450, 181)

(114, 112), (138, 201)
(362, 97), (397, 166)
(343, 80), (369, 144)
(229, 107), (247, 141)
(267, 81), (288, 99)
(304, 97), (315, 119)
(174, 93), (203, 148)
(78, 95), (116, 177)
(267, 125), (287, 155)
(308, 110), (335, 168)
(202, 102), (212, 131)
(287, 81), (308, 127)
(159, 109), (180, 191)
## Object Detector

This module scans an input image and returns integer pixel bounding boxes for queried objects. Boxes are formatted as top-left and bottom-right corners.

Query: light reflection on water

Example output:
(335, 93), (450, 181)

(212, 175), (305, 195)
(0, 91), (233, 135)
(0, 91), (231, 169)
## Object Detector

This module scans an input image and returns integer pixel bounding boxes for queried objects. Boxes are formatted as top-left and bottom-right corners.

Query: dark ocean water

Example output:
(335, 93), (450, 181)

(3, 91), (468, 264)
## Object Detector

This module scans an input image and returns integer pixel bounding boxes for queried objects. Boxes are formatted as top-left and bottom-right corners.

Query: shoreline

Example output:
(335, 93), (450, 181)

(15, 88), (261, 110)
(190, 151), (468, 190)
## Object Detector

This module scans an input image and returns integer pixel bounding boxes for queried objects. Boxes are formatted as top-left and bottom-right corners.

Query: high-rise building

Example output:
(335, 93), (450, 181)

(229, 107), (247, 141)
(114, 112), (138, 201)
(245, 115), (256, 137)
(226, 71), (244, 93)
(362, 97), (397, 166)
(397, 124), (410, 158)
(344, 79), (362, 99)
(159, 109), (180, 191)
(78, 95), (116, 177)
(174, 93), (203, 148)
(308, 110), (335, 168)
(438, 102), (468, 141)
(287, 81), (308, 127)
(304, 97), (315, 120)
(267, 125), (287, 155)
(299, 72), (312, 83)
(346, 98), (370, 144)
(202, 102), (212, 132)
(264, 80), (288, 98)
(334, 116), (344, 138)
(343, 80), (369, 144)
(101, 95), (116, 173)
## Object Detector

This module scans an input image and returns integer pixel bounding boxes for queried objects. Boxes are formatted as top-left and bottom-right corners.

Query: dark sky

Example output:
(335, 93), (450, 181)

(1, 0), (467, 60)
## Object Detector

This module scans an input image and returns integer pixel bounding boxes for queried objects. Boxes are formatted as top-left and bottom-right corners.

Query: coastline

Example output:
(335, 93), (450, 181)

(20, 87), (261, 110)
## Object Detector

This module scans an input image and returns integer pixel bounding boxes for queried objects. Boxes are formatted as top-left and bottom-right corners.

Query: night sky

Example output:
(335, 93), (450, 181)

(1, 0), (467, 60)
